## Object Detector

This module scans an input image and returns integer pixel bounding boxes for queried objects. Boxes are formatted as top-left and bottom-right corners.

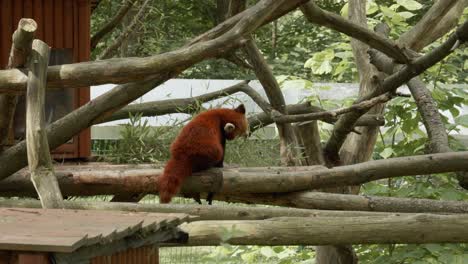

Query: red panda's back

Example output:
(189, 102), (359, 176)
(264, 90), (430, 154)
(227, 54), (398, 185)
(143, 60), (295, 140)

(170, 110), (224, 159)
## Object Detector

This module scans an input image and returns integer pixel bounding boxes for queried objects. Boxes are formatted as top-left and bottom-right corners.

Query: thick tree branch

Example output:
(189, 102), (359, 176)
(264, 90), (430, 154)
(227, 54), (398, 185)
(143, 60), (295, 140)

(91, 0), (136, 50)
(98, 0), (151, 60)
(2, 151), (467, 197)
(0, 0), (309, 92)
(215, 191), (468, 214)
(398, 0), (462, 51)
(179, 214), (468, 246)
(300, 1), (412, 63)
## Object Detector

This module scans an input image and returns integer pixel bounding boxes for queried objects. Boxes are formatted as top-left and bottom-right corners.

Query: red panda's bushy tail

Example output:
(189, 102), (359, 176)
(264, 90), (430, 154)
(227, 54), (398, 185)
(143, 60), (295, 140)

(157, 158), (192, 203)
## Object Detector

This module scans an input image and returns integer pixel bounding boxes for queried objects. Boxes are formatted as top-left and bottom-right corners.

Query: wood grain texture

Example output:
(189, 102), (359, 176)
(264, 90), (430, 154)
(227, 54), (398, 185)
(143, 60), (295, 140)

(0, 207), (188, 253)
(26, 39), (64, 209)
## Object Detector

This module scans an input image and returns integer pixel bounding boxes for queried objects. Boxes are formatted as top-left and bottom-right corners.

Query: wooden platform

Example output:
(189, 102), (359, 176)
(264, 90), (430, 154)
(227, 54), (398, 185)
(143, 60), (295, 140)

(0, 208), (190, 253)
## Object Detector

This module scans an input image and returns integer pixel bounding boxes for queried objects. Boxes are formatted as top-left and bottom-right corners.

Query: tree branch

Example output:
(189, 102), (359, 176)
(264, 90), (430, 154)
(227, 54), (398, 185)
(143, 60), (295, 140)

(300, 1), (412, 64)
(97, 0), (151, 60)
(273, 93), (393, 124)
(249, 103), (384, 131)
(398, 0), (462, 51)
(90, 0), (136, 50)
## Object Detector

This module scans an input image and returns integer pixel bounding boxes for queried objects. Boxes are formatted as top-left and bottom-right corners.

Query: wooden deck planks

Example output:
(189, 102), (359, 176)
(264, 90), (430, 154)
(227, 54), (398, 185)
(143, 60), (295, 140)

(0, 208), (188, 253)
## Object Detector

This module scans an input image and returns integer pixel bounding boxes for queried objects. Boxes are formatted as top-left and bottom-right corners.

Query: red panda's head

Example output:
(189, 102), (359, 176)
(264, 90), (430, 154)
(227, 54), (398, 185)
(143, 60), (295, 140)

(223, 104), (250, 140)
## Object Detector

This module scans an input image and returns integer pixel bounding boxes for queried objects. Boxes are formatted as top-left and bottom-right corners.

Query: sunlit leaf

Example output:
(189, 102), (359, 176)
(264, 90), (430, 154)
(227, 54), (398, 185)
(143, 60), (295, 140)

(396, 0), (423, 11)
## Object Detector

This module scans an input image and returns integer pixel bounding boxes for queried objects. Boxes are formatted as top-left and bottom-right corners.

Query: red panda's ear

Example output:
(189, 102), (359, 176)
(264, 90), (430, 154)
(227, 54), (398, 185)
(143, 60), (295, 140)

(234, 104), (246, 114)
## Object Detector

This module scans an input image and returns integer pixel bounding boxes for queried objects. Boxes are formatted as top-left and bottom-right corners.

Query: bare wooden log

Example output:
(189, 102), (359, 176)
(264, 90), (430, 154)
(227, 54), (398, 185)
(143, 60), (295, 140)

(215, 191), (468, 214)
(0, 19), (37, 151)
(0, 0), (303, 181)
(0, 199), (403, 221)
(25, 40), (64, 209)
(1, 151), (467, 200)
(2, 168), (467, 214)
(91, 0), (136, 49)
(0, 0), (308, 92)
(177, 214), (468, 246)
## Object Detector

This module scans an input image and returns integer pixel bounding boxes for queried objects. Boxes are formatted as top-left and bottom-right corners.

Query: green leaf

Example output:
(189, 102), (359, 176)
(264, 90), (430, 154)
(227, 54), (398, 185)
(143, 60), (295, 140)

(398, 11), (416, 19)
(379, 147), (394, 159)
(440, 189), (462, 201)
(366, 2), (379, 15)
(397, 0), (423, 10)
(316, 60), (332, 74)
(260, 247), (276, 258)
(455, 115), (468, 127)
(340, 3), (349, 17)
(380, 6), (397, 18)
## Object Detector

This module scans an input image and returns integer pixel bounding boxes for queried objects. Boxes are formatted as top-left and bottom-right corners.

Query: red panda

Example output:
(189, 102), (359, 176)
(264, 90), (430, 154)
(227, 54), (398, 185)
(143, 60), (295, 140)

(157, 104), (250, 204)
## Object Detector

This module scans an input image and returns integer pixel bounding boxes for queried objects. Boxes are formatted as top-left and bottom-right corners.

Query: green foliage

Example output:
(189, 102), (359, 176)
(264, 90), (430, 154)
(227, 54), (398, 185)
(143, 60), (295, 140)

(99, 113), (176, 164)
(201, 245), (315, 264)
(358, 85), (468, 262)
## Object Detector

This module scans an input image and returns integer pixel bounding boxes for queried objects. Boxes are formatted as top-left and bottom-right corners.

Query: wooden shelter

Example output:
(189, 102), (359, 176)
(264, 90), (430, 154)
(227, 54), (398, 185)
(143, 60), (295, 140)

(0, 208), (190, 264)
(0, 0), (95, 159)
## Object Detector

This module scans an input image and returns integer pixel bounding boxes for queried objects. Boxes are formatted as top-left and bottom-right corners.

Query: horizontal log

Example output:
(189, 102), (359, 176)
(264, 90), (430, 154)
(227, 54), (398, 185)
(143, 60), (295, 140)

(0, 199), (402, 221)
(214, 191), (468, 214)
(1, 151), (467, 196)
(2, 163), (468, 214)
(177, 214), (468, 246)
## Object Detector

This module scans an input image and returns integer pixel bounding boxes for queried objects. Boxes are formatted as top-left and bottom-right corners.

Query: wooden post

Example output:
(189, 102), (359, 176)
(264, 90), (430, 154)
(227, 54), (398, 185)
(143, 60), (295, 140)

(0, 18), (37, 151)
(26, 39), (64, 209)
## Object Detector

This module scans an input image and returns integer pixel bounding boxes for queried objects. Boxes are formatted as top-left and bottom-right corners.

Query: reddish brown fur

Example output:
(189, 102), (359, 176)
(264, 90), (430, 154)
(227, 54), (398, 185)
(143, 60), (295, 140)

(157, 104), (249, 203)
